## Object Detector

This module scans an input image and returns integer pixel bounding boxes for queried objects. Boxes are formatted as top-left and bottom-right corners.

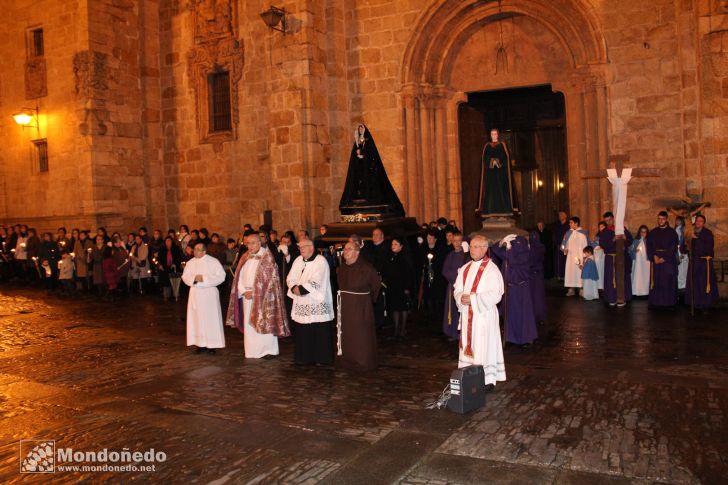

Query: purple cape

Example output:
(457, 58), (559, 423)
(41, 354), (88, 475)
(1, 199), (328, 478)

(490, 237), (538, 345)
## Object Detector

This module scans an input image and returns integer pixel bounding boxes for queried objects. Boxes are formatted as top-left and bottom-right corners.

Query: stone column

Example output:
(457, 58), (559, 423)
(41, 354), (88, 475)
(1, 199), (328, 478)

(434, 90), (449, 217)
(403, 93), (421, 217)
(419, 92), (435, 222)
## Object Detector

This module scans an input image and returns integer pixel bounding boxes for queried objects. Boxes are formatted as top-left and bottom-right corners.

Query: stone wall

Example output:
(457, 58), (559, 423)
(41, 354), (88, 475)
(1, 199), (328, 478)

(0, 0), (94, 231)
(0, 0), (726, 255)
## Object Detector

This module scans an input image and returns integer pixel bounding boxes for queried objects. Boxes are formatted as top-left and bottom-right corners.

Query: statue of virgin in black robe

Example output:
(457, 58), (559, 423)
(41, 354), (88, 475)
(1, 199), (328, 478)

(339, 124), (405, 217)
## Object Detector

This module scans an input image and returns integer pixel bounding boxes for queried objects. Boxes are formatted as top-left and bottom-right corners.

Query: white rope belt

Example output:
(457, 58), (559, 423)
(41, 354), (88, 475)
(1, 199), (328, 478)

(336, 290), (370, 356)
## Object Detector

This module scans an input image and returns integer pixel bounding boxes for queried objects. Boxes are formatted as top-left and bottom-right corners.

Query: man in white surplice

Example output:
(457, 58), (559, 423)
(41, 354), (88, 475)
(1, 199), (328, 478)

(562, 216), (589, 296)
(453, 235), (506, 388)
(182, 242), (227, 354)
(286, 239), (335, 365)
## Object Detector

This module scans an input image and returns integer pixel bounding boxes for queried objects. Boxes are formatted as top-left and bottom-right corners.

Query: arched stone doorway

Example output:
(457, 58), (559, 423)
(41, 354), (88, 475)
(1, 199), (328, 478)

(399, 0), (609, 233)
(458, 86), (569, 235)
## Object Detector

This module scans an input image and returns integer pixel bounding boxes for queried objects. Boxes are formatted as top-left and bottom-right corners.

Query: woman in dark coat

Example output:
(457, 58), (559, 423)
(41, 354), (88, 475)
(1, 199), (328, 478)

(157, 236), (184, 301)
(90, 235), (106, 294)
(381, 237), (416, 338)
(39, 232), (60, 282)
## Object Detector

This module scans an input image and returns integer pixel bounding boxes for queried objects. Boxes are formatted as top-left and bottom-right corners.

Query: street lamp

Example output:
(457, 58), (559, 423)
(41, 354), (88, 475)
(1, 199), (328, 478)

(12, 106), (40, 134)
(260, 6), (286, 34)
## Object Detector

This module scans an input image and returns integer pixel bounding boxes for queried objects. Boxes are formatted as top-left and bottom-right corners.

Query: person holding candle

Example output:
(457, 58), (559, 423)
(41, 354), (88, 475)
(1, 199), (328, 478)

(20, 228), (36, 282)
(561, 217), (589, 296)
(39, 232), (60, 288)
(630, 225), (650, 297)
(130, 234), (152, 294)
(74, 231), (93, 291)
(112, 236), (130, 295)
(58, 248), (75, 295)
(418, 229), (448, 319)
(56, 227), (70, 251)
(580, 246), (599, 300)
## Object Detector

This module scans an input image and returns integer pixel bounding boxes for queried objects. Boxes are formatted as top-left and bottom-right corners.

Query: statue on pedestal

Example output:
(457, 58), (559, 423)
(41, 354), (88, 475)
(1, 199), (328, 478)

(339, 124), (404, 220)
(476, 128), (518, 219)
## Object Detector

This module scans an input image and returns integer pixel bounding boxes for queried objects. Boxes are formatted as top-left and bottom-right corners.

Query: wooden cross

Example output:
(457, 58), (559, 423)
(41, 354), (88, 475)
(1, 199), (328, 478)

(581, 154), (660, 304)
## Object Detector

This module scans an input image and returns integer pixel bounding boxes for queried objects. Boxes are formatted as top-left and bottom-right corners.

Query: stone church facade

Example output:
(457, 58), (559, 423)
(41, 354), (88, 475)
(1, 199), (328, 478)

(1, 0), (727, 253)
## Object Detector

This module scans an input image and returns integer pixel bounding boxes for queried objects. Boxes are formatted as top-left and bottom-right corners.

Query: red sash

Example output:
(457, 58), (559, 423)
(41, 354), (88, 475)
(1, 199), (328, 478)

(460, 258), (489, 358)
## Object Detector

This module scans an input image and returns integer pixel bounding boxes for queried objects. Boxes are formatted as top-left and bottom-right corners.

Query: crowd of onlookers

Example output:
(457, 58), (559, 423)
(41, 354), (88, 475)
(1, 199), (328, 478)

(1, 207), (717, 324)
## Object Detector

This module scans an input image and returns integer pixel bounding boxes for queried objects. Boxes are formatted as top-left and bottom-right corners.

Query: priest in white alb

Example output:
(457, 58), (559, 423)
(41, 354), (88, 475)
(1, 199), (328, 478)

(286, 238), (335, 365)
(561, 216), (589, 296)
(453, 235), (506, 388)
(226, 233), (290, 358)
(182, 242), (227, 354)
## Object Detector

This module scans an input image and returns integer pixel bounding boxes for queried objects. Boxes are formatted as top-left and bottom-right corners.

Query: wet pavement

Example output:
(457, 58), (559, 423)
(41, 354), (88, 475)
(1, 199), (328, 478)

(0, 283), (726, 484)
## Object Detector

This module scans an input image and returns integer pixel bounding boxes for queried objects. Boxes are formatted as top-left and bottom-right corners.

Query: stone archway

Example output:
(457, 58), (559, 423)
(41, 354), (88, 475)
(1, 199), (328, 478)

(399, 0), (609, 231)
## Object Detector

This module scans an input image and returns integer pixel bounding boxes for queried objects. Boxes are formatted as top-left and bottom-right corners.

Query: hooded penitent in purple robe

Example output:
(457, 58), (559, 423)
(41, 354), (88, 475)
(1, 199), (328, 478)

(442, 249), (469, 338)
(528, 232), (547, 323)
(646, 225), (679, 307)
(685, 227), (719, 309)
(600, 227), (634, 305)
(490, 236), (538, 345)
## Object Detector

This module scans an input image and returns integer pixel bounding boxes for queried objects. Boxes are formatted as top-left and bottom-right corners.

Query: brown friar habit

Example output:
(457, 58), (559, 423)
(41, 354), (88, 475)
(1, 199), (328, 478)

(226, 247), (290, 337)
(337, 257), (381, 371)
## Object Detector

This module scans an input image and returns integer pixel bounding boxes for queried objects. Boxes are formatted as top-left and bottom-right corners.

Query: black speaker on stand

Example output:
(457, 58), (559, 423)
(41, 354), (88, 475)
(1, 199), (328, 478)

(447, 365), (486, 414)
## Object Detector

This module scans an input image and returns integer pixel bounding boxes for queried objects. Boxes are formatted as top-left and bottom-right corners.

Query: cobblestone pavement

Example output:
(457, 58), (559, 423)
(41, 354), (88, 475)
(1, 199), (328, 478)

(0, 284), (726, 484)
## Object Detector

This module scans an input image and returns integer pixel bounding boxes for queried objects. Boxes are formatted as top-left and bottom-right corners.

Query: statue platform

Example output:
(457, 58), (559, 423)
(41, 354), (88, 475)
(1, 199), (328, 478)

(475, 217), (528, 243)
(319, 217), (421, 246)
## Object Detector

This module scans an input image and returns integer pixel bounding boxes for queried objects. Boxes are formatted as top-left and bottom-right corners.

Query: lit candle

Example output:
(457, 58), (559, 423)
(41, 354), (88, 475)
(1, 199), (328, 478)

(20, 243), (26, 248)
(87, 248), (93, 253)
(70, 252), (75, 258)
(427, 253), (433, 261)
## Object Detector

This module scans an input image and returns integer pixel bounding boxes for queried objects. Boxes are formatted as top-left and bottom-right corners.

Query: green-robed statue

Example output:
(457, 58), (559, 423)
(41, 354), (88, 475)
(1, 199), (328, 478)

(476, 128), (518, 218)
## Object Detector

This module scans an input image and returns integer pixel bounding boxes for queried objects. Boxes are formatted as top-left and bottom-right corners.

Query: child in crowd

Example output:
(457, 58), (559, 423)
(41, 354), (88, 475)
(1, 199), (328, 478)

(580, 246), (599, 300)
(58, 249), (75, 295)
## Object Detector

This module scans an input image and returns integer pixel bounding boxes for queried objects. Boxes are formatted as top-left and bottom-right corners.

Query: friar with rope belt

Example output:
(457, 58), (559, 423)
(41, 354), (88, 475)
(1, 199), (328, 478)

(336, 241), (381, 371)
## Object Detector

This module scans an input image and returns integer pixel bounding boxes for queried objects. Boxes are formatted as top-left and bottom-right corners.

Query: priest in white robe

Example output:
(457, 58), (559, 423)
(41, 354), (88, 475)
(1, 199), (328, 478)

(454, 235), (506, 388)
(226, 234), (290, 358)
(286, 239), (335, 365)
(182, 242), (227, 354)
(561, 216), (589, 296)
